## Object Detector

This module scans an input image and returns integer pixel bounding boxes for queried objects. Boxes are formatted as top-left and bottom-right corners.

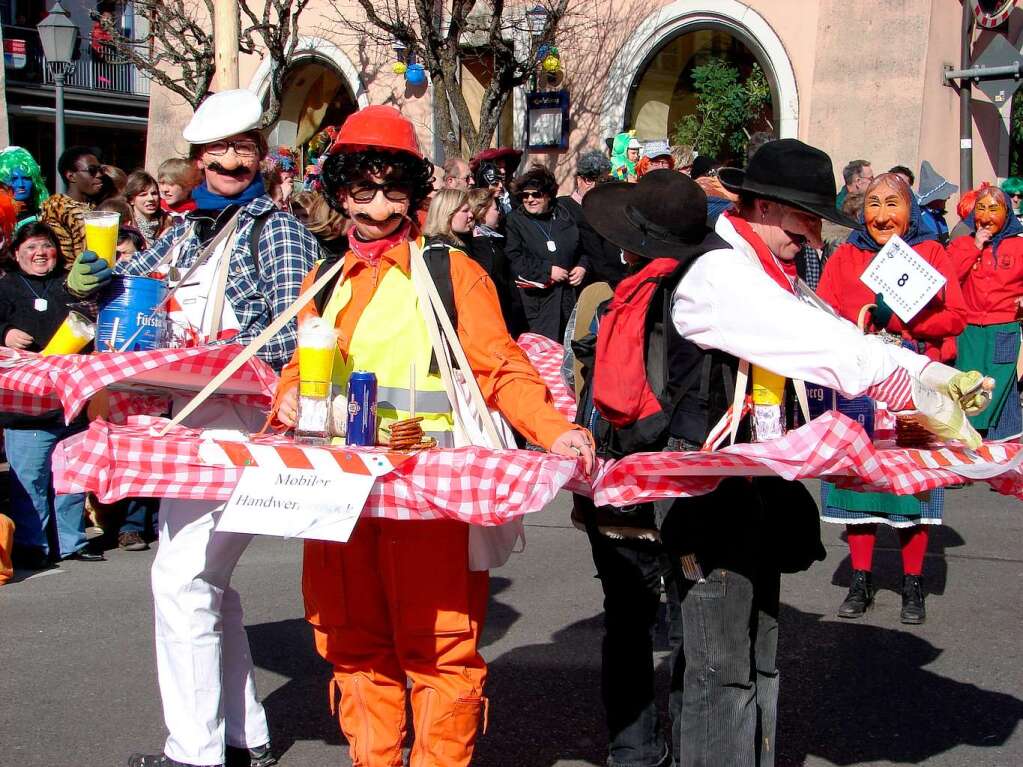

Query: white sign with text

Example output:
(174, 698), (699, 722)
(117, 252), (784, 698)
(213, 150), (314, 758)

(860, 234), (946, 323)
(216, 467), (374, 542)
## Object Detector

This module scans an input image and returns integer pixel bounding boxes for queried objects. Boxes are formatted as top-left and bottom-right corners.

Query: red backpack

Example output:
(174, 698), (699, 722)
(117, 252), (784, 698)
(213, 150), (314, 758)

(592, 257), (689, 449)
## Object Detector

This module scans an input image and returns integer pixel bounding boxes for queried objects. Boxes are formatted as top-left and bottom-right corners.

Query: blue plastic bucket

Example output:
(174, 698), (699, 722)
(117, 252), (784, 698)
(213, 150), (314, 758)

(96, 275), (168, 352)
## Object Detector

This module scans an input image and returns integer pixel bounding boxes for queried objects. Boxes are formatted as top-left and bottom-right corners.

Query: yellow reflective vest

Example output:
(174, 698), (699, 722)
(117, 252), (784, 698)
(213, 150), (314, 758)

(322, 254), (455, 446)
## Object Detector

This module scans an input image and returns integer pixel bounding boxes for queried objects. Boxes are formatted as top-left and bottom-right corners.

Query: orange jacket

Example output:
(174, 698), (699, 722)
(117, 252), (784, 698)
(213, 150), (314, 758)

(273, 238), (576, 449)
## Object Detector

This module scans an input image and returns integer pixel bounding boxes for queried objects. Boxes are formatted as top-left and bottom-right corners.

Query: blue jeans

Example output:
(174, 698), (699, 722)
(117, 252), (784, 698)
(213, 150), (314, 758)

(5, 424), (88, 559)
(656, 473), (780, 767)
(585, 509), (683, 767)
(119, 497), (159, 535)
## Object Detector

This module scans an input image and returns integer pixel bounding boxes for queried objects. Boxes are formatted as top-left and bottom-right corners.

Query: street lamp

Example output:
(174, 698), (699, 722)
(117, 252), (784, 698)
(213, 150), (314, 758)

(37, 1), (78, 194)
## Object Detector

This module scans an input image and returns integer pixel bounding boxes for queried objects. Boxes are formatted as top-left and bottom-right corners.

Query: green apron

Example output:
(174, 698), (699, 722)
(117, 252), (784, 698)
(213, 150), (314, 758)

(956, 322), (1019, 430)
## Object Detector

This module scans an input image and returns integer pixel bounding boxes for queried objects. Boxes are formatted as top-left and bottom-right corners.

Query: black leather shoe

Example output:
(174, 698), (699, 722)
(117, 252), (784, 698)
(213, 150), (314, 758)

(837, 569), (875, 618)
(226, 744), (276, 767)
(64, 548), (106, 562)
(11, 545), (50, 570)
(127, 754), (218, 767)
(901, 574), (926, 624)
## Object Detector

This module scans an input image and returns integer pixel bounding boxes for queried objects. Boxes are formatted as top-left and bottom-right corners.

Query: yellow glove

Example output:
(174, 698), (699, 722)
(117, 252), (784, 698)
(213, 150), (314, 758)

(917, 363), (994, 416)
(910, 380), (983, 449)
(947, 370), (992, 415)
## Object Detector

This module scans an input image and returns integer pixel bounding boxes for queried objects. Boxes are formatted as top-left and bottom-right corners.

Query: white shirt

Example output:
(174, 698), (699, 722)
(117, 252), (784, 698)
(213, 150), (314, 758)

(669, 215), (928, 398)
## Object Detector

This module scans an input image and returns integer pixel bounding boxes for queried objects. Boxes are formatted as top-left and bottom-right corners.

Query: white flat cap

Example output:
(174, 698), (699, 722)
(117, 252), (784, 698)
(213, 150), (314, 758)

(182, 89), (264, 145)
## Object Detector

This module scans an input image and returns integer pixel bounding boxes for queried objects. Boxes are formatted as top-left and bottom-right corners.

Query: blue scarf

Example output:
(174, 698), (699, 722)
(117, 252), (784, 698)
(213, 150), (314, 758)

(190, 177), (266, 211)
(964, 188), (1023, 265)
(846, 197), (935, 252)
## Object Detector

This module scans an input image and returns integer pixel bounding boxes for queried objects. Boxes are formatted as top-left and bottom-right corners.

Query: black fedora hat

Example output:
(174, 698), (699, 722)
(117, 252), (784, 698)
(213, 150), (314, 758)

(583, 169), (728, 261)
(718, 139), (857, 228)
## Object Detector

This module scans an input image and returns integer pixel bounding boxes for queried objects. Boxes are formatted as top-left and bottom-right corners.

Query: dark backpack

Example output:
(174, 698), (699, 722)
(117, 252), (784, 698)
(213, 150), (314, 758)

(589, 256), (719, 454)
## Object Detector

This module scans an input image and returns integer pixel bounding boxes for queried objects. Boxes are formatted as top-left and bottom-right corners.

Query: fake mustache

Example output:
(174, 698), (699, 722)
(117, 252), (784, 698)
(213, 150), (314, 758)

(354, 212), (404, 226)
(206, 163), (253, 179)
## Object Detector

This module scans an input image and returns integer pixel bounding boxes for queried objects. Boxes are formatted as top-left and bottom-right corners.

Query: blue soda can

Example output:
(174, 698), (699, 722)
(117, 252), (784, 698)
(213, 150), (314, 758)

(346, 371), (378, 446)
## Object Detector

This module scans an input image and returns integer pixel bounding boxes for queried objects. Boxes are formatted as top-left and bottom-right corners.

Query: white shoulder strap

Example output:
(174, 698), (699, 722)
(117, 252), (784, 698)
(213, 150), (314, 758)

(156, 256), (346, 436)
(409, 239), (505, 448)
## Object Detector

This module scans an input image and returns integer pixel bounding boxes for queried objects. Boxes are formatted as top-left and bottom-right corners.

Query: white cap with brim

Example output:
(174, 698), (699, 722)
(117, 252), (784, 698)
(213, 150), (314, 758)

(182, 90), (264, 145)
(627, 138), (643, 150)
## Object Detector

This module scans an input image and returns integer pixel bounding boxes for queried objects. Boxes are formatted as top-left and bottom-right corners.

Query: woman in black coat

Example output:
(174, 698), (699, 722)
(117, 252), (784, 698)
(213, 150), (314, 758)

(504, 165), (585, 340)
(465, 188), (528, 338)
(0, 222), (102, 565)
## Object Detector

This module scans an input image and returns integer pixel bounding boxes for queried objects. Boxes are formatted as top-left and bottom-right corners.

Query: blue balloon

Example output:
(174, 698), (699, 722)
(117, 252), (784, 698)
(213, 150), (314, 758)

(405, 63), (427, 87)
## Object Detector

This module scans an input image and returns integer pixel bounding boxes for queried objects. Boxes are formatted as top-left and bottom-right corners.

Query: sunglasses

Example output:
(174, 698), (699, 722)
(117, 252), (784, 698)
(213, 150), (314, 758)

(347, 182), (411, 203)
(204, 139), (260, 158)
(76, 165), (102, 176)
(518, 190), (545, 200)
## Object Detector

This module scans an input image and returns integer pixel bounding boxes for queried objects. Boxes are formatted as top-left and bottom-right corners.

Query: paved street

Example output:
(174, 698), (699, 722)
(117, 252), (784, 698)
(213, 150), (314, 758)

(2, 483), (1021, 767)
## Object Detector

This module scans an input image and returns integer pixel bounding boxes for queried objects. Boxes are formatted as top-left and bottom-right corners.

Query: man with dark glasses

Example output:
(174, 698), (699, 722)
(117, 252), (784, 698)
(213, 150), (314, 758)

(66, 89), (319, 767)
(40, 146), (105, 265)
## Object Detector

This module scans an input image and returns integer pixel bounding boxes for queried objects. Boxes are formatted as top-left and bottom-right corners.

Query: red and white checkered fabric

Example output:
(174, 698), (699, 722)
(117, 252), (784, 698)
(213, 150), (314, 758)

(517, 332), (576, 420)
(54, 416), (582, 525)
(592, 411), (1023, 506)
(0, 345), (276, 422)
(53, 412), (1023, 524)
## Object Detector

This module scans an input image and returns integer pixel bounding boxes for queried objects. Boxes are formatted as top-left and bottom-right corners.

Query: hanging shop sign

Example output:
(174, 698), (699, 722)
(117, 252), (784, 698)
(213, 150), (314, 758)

(526, 89), (570, 151)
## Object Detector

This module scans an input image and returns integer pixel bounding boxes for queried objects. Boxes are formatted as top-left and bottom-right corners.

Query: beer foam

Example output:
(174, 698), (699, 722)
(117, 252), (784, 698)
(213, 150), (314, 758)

(299, 317), (337, 349)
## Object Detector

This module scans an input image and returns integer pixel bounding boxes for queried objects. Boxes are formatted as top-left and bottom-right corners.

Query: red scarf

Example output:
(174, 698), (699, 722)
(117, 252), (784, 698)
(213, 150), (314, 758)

(348, 221), (412, 267)
(724, 211), (796, 295)
(161, 198), (197, 215)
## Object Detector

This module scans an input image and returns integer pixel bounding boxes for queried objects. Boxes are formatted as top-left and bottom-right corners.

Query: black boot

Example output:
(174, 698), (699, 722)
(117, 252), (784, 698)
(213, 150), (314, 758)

(901, 574), (926, 624)
(837, 569), (875, 618)
(226, 744), (277, 767)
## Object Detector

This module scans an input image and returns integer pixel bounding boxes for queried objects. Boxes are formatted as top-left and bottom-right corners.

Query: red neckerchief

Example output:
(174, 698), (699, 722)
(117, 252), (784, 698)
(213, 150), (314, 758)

(724, 211), (795, 295)
(348, 221), (412, 268)
(161, 198), (197, 214)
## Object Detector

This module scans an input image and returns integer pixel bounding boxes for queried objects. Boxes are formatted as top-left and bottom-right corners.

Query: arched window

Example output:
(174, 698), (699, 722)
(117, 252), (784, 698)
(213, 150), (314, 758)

(625, 23), (778, 159)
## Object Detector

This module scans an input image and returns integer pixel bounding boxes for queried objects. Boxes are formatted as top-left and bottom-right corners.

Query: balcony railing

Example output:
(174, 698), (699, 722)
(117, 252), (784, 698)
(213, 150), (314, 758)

(4, 25), (150, 98)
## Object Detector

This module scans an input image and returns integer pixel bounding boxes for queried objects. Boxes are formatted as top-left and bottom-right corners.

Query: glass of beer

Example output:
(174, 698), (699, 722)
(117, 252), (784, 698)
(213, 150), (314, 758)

(296, 319), (338, 444)
(83, 210), (120, 269)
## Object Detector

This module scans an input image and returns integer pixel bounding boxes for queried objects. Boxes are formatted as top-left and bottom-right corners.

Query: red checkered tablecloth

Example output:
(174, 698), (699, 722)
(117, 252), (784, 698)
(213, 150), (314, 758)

(53, 417), (581, 524)
(517, 332), (576, 421)
(52, 412), (1023, 525)
(591, 412), (1023, 506)
(0, 345), (276, 422)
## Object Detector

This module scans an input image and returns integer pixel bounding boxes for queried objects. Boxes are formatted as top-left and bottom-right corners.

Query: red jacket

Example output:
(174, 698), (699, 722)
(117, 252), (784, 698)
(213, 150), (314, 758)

(947, 233), (1023, 325)
(817, 239), (967, 362)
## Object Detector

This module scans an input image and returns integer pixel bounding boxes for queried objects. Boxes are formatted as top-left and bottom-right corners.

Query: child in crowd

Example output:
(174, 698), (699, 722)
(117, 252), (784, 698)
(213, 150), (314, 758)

(116, 226), (145, 262)
(157, 158), (200, 218)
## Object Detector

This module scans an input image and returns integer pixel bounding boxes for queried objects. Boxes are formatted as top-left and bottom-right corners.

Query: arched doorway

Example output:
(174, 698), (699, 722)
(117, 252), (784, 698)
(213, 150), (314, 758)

(603, 1), (798, 150)
(270, 59), (358, 168)
(626, 24), (774, 156)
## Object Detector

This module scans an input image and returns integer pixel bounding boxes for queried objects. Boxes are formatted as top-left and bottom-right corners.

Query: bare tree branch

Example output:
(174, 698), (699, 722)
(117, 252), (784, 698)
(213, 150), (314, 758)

(102, 0), (310, 122)
(326, 0), (583, 159)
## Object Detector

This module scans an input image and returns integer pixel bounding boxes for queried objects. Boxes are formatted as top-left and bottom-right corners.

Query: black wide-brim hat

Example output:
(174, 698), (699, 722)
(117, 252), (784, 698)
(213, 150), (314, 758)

(583, 169), (729, 261)
(718, 138), (858, 229)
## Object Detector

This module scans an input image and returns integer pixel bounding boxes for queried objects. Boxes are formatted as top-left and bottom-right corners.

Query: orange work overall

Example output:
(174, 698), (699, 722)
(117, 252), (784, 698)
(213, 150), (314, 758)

(303, 518), (489, 767)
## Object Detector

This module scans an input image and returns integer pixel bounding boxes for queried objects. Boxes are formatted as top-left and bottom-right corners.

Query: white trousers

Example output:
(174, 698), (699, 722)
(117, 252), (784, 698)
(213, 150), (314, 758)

(152, 400), (270, 766)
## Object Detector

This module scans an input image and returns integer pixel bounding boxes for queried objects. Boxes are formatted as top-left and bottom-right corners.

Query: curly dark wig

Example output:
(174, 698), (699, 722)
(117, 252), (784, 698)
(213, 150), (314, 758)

(321, 149), (434, 217)
(513, 163), (558, 199)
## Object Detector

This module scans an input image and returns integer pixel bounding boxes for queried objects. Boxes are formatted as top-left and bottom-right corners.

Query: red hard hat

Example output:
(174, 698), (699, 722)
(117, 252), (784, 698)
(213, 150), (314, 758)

(328, 105), (423, 160)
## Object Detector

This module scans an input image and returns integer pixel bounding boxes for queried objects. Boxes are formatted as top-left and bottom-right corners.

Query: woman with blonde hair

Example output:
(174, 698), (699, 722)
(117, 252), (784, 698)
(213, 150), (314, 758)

(422, 187), (473, 246)
(290, 189), (347, 257)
